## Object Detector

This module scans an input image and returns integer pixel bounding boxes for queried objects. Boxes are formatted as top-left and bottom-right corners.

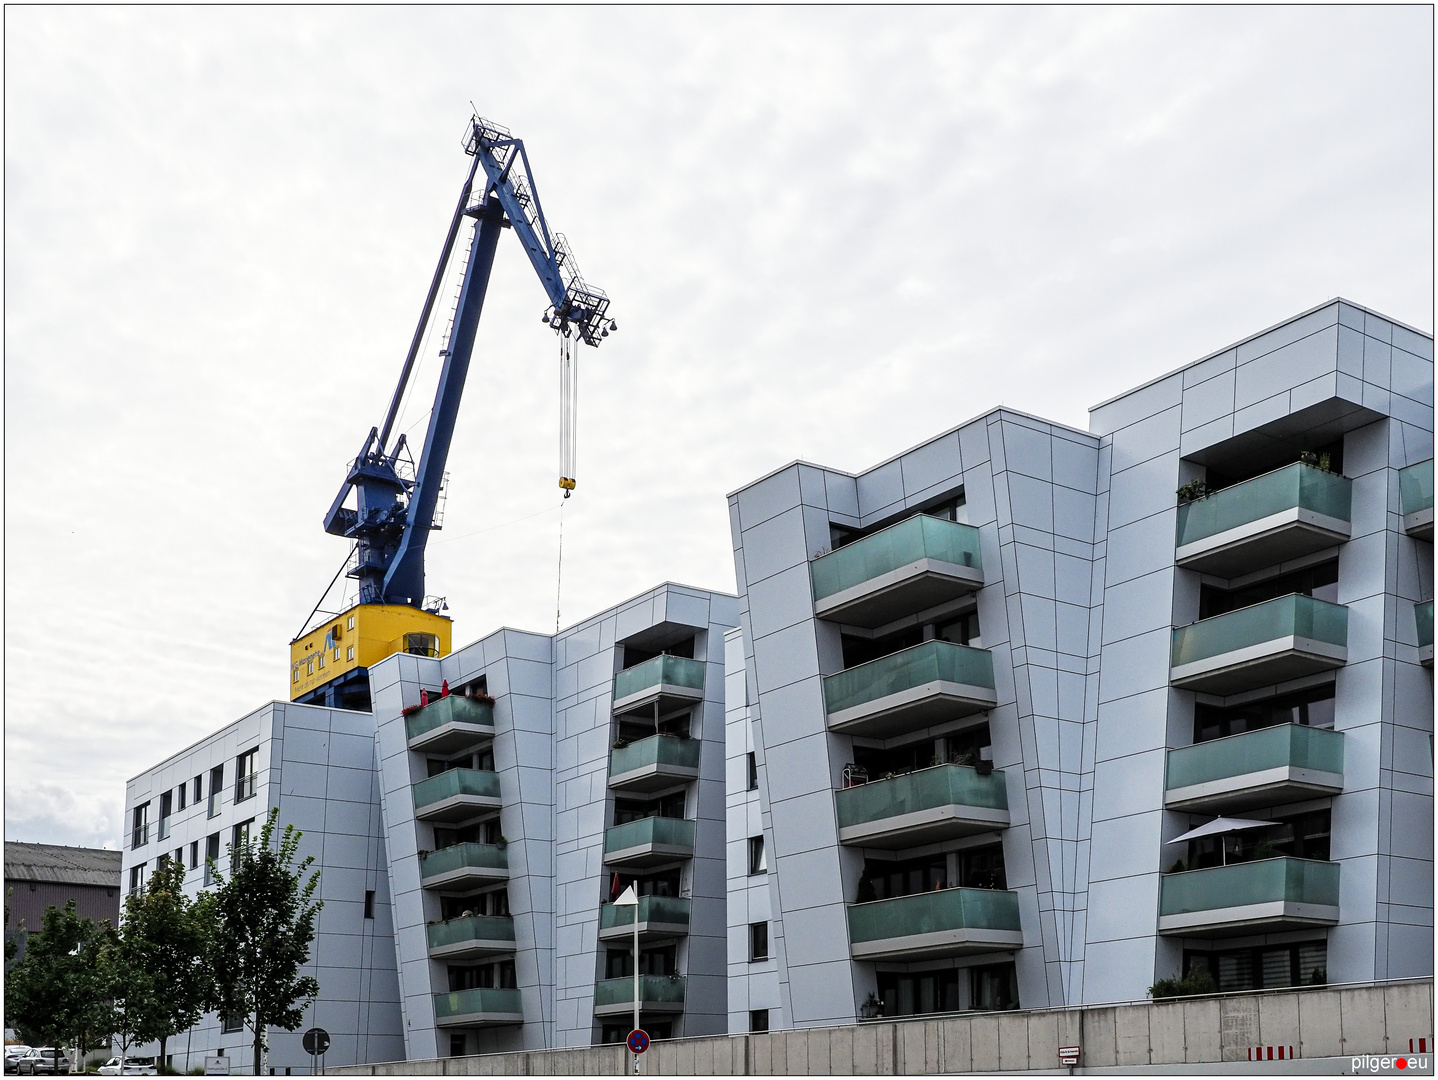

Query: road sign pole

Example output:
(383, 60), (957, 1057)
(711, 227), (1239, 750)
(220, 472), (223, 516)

(632, 908), (640, 1073)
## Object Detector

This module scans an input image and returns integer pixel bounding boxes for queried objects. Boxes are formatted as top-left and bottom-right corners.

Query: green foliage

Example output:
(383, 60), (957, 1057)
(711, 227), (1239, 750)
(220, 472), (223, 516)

(1149, 968), (1218, 999)
(4, 886), (23, 966)
(1299, 450), (1333, 472)
(205, 808), (322, 1075)
(5, 900), (114, 1064)
(1166, 857), (1189, 874)
(1175, 479), (1210, 504)
(106, 859), (214, 1066)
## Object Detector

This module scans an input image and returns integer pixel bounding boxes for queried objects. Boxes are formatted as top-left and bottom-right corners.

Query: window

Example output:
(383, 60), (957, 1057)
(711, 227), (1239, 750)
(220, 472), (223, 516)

(158, 791), (173, 840)
(448, 1034), (466, 1058)
(347, 615), (355, 630)
(747, 752), (758, 791)
(1194, 683), (1336, 744)
(293, 669), (300, 684)
(174, 848), (184, 870)
(364, 890), (376, 919)
(208, 766), (224, 817)
(749, 921), (768, 962)
(231, 818), (254, 864)
(750, 1009), (769, 1033)
(177, 783), (186, 811)
(1185, 940), (1326, 993)
(318, 653), (325, 669)
(938, 610), (981, 648)
(748, 836), (766, 876)
(347, 645), (355, 661)
(189, 841), (199, 870)
(193, 776), (203, 804)
(971, 962), (1019, 1011)
(334, 647), (341, 662)
(220, 1013), (244, 1034)
(307, 661), (314, 675)
(128, 864), (144, 895)
(131, 803), (150, 849)
(204, 833), (220, 885)
(235, 748), (258, 802)
(876, 969), (961, 1017)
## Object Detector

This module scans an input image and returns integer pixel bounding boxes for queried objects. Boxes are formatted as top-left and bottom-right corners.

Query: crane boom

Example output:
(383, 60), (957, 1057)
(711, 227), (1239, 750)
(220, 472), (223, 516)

(293, 115), (615, 708)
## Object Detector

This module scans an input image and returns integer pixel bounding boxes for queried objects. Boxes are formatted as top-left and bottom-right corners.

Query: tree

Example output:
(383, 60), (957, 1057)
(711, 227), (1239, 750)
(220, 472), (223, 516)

(104, 859), (214, 1070)
(5, 901), (114, 1074)
(4, 887), (23, 967)
(206, 809), (322, 1075)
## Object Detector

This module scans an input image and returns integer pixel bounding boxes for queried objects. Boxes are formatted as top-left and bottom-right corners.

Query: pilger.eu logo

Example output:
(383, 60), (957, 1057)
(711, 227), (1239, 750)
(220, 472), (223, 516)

(1352, 1054), (1431, 1073)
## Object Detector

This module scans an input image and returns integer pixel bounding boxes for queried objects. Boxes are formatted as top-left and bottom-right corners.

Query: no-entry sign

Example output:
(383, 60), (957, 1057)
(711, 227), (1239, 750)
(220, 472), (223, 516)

(627, 1029), (650, 1054)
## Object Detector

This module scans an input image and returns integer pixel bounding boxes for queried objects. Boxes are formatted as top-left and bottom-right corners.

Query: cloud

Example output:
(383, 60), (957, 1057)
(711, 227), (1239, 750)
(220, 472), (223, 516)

(4, 6), (1431, 844)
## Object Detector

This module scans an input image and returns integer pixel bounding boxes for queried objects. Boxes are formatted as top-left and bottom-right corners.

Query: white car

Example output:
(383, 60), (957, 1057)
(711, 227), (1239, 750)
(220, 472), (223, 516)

(97, 1061), (156, 1077)
(3, 1048), (31, 1074)
(14, 1049), (68, 1076)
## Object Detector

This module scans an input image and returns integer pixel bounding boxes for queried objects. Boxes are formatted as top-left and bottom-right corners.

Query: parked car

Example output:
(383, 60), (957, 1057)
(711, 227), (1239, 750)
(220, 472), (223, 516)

(14, 1049), (68, 1075)
(97, 1060), (157, 1076)
(3, 1047), (32, 1074)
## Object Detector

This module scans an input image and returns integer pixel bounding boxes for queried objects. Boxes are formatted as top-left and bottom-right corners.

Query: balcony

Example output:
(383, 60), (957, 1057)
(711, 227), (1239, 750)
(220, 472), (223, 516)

(1399, 459), (1433, 540)
(847, 887), (1023, 962)
(1175, 464), (1352, 577)
(835, 764), (1009, 848)
(1164, 725), (1344, 813)
(603, 816), (696, 868)
(1157, 857), (1340, 937)
(824, 640), (997, 739)
(419, 842), (509, 890)
(612, 656), (706, 717)
(597, 895), (692, 942)
(1170, 595), (1347, 695)
(426, 915), (516, 960)
(1417, 600), (1433, 668)
(433, 987), (524, 1027)
(608, 735), (701, 793)
(405, 695), (495, 755)
(592, 975), (686, 1017)
(235, 773), (258, 803)
(412, 768), (502, 823)
(811, 515), (984, 628)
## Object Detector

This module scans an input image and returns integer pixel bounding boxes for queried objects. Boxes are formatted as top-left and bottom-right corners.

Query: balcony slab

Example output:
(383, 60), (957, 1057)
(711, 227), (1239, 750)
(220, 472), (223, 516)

(1170, 637), (1346, 695)
(1175, 510), (1350, 578)
(814, 559), (984, 629)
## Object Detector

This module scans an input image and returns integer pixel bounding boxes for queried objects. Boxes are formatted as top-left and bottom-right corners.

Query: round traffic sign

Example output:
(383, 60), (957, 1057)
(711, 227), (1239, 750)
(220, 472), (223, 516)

(626, 1029), (650, 1054)
(303, 1028), (331, 1055)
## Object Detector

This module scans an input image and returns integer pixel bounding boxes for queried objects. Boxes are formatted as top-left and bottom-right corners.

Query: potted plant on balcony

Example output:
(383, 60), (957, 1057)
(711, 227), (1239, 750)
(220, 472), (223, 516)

(1176, 479), (1210, 505)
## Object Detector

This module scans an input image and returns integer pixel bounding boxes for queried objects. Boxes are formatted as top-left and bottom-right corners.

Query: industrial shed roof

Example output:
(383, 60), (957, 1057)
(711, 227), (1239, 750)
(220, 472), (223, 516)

(4, 842), (122, 889)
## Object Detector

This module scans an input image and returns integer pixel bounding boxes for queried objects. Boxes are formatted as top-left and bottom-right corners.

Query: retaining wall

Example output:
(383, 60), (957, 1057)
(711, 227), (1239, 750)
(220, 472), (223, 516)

(329, 980), (1433, 1075)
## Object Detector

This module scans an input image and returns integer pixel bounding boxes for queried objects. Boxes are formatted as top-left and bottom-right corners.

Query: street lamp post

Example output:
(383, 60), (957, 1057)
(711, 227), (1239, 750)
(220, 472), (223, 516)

(613, 885), (641, 1073)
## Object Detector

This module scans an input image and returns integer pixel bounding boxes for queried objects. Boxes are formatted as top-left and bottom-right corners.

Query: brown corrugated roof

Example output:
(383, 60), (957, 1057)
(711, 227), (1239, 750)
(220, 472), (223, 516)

(4, 842), (122, 889)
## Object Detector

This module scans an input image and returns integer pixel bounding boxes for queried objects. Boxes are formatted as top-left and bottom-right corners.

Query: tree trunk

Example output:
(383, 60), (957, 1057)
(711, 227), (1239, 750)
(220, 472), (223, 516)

(253, 1013), (263, 1076)
(159, 1034), (168, 1074)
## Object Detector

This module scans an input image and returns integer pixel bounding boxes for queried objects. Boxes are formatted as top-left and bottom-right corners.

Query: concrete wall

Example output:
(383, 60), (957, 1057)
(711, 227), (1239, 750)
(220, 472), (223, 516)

(329, 979), (1434, 1075)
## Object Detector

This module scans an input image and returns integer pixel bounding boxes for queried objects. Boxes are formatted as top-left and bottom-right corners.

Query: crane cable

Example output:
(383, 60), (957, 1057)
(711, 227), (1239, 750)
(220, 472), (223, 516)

(555, 327), (579, 632)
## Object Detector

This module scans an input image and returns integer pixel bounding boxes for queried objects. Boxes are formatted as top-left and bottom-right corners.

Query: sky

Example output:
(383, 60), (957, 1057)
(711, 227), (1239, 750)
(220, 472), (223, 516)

(5, 6), (1432, 849)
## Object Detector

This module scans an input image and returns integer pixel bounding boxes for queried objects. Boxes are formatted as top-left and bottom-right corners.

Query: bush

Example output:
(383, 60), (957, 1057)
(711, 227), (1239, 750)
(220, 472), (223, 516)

(1149, 969), (1217, 999)
(1176, 479), (1210, 504)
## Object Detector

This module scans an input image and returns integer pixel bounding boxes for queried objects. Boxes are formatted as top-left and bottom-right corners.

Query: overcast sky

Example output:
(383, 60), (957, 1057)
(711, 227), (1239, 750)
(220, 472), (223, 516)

(6, 6), (1432, 849)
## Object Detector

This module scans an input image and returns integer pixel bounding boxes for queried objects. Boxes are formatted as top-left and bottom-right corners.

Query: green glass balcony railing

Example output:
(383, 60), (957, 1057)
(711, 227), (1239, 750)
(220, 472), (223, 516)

(603, 816), (696, 854)
(405, 695), (494, 742)
(609, 735), (701, 777)
(847, 888), (1021, 945)
(835, 764), (1007, 829)
(426, 915), (515, 951)
(433, 987), (523, 1020)
(413, 767), (501, 810)
(593, 975), (687, 1008)
(1176, 463), (1351, 549)
(598, 895), (692, 932)
(1400, 459), (1434, 518)
(1417, 600), (1433, 650)
(1166, 724), (1343, 791)
(811, 515), (983, 602)
(824, 640), (995, 715)
(1171, 594), (1347, 669)
(1159, 857), (1339, 916)
(420, 842), (508, 880)
(614, 655), (706, 702)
